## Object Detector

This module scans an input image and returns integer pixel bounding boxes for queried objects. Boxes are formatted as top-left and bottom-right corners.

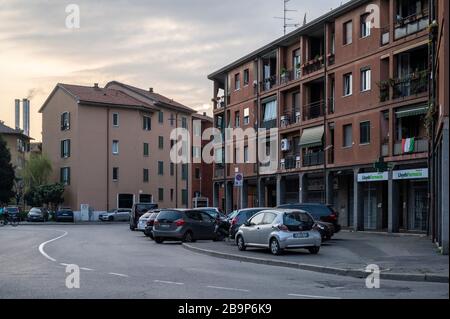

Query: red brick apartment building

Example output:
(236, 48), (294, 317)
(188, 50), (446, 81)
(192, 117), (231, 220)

(209, 0), (448, 252)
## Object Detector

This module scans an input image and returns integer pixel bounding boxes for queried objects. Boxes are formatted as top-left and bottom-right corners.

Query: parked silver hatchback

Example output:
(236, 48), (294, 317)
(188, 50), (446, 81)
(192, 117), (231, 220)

(235, 209), (322, 255)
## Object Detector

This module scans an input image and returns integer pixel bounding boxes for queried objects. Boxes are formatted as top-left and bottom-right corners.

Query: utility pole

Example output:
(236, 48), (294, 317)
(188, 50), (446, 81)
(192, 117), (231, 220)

(273, 0), (300, 35)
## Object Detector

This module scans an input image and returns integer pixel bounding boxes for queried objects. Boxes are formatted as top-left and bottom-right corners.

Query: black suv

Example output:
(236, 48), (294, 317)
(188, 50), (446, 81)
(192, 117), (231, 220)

(130, 203), (158, 231)
(278, 203), (341, 233)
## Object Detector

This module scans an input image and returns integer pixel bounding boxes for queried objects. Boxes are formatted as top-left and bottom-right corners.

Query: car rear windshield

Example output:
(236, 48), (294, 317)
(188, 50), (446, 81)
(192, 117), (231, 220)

(283, 212), (313, 231)
(156, 210), (183, 222)
(7, 208), (19, 213)
(141, 213), (152, 218)
(136, 204), (157, 214)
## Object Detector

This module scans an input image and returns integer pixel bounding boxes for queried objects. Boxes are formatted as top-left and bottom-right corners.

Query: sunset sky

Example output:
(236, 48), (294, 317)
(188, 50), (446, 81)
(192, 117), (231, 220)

(0, 0), (346, 141)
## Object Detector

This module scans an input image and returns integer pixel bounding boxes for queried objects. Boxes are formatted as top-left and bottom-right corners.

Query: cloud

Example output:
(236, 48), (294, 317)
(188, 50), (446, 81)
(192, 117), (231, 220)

(0, 0), (348, 140)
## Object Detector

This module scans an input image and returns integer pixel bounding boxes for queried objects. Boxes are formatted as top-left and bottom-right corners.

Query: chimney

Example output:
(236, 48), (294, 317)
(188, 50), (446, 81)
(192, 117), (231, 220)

(149, 88), (154, 93)
(22, 99), (30, 136)
(15, 99), (21, 129)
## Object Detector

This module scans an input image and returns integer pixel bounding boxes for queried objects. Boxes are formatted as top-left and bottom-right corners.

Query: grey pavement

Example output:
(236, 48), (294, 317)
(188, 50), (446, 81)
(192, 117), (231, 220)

(184, 231), (449, 280)
(0, 224), (448, 299)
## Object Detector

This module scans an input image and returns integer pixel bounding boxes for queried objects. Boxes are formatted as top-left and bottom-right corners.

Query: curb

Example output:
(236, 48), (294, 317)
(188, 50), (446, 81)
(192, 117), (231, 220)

(182, 243), (448, 284)
(19, 222), (128, 226)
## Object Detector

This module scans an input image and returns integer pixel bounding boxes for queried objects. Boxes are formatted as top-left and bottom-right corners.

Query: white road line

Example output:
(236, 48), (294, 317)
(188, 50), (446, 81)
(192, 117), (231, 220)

(154, 280), (184, 285)
(288, 293), (341, 299)
(59, 263), (70, 267)
(207, 286), (250, 292)
(38, 230), (68, 262)
(108, 272), (129, 278)
(81, 267), (95, 271)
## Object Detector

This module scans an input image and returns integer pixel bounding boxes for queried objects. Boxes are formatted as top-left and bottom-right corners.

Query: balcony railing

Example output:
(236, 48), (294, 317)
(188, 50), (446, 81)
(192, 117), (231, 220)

(303, 100), (325, 121)
(214, 96), (225, 110)
(381, 25), (390, 46)
(394, 10), (429, 40)
(302, 56), (325, 75)
(214, 166), (224, 178)
(280, 70), (292, 85)
(280, 154), (301, 170)
(392, 71), (428, 99)
(381, 143), (389, 157)
(303, 151), (324, 167)
(327, 53), (335, 66)
(394, 138), (428, 156)
(280, 108), (301, 128)
(261, 118), (278, 129)
(379, 81), (391, 102)
(261, 75), (277, 92)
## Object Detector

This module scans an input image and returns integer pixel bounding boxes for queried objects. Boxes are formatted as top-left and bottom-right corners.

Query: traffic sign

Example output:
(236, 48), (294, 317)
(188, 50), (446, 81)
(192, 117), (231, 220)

(234, 172), (244, 187)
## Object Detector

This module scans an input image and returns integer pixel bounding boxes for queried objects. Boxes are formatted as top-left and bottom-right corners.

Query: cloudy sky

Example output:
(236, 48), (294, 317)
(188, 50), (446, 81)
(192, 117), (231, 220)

(0, 0), (346, 141)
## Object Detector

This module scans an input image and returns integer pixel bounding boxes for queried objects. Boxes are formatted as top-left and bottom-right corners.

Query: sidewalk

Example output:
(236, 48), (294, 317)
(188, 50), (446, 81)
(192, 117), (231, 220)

(183, 231), (449, 283)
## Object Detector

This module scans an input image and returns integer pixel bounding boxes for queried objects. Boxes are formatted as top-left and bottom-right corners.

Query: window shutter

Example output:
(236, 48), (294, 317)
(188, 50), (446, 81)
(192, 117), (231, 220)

(67, 112), (70, 130)
(68, 140), (71, 157)
(61, 140), (64, 158)
(61, 114), (64, 130)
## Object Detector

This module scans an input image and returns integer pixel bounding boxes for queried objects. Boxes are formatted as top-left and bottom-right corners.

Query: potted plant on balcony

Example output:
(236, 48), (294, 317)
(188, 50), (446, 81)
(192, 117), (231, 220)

(280, 67), (289, 83)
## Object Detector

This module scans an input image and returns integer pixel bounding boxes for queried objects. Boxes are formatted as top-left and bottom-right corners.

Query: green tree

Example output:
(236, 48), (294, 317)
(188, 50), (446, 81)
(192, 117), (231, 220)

(0, 135), (15, 204)
(24, 183), (65, 210)
(21, 153), (52, 192)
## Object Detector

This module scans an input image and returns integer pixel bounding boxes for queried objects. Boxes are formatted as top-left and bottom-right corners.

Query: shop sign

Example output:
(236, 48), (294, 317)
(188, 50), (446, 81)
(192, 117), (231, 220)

(358, 172), (388, 182)
(393, 169), (428, 180)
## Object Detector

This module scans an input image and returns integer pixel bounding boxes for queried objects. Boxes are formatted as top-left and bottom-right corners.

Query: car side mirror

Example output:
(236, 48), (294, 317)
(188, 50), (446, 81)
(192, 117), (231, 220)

(244, 221), (251, 227)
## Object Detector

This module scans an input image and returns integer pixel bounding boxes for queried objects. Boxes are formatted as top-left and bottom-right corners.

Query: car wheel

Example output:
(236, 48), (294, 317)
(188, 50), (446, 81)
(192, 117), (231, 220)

(182, 231), (195, 243)
(308, 246), (320, 255)
(154, 237), (164, 244)
(236, 235), (246, 251)
(270, 238), (283, 256)
(130, 225), (136, 231)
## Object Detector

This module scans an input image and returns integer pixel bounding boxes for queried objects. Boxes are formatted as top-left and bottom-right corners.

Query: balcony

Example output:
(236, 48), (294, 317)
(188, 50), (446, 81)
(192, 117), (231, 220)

(379, 81), (391, 102)
(261, 118), (278, 129)
(280, 70), (292, 85)
(280, 108), (301, 128)
(214, 166), (224, 179)
(381, 143), (389, 157)
(280, 154), (301, 171)
(394, 9), (429, 40)
(381, 25), (390, 46)
(214, 96), (226, 110)
(327, 53), (335, 66)
(303, 151), (324, 167)
(394, 138), (428, 156)
(392, 71), (428, 99)
(303, 100), (325, 121)
(261, 75), (277, 92)
(327, 147), (334, 164)
(302, 56), (325, 76)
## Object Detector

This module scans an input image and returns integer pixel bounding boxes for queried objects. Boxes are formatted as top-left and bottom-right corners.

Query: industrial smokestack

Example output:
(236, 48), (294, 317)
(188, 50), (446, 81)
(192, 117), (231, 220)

(15, 99), (21, 129)
(22, 99), (30, 136)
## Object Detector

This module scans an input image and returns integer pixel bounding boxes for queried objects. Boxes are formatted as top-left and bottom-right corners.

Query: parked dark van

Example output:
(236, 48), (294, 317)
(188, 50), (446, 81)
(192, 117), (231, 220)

(130, 203), (158, 231)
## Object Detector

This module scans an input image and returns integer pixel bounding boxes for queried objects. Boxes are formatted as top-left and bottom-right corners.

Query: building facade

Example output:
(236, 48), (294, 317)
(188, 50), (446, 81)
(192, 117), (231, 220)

(0, 121), (31, 176)
(209, 0), (447, 246)
(40, 82), (208, 212)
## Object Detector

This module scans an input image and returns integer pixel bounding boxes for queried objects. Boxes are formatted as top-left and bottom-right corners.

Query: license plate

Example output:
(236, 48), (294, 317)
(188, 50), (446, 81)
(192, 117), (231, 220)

(160, 224), (170, 228)
(293, 232), (309, 238)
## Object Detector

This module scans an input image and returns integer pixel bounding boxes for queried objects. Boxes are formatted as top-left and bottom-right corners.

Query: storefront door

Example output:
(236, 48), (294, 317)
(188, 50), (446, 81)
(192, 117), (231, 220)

(364, 184), (378, 230)
(409, 183), (428, 231)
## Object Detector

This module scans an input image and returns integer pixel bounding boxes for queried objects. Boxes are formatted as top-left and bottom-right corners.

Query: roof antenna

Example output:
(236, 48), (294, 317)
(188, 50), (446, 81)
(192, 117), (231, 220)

(273, 0), (300, 35)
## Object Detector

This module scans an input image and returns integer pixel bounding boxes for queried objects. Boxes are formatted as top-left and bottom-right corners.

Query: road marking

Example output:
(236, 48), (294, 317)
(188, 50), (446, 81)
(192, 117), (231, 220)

(154, 280), (184, 285)
(288, 293), (341, 299)
(81, 267), (95, 271)
(108, 272), (129, 278)
(207, 286), (250, 292)
(59, 263), (70, 267)
(38, 230), (68, 262)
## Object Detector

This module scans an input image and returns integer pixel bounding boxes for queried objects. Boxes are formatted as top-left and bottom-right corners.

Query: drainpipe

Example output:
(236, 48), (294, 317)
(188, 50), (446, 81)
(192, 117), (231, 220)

(176, 112), (179, 208)
(255, 57), (260, 207)
(223, 77), (228, 212)
(323, 23), (328, 205)
(107, 107), (110, 211)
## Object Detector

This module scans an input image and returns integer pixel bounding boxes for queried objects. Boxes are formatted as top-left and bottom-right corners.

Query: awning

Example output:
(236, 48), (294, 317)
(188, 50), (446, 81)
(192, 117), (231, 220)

(299, 125), (324, 148)
(395, 105), (428, 118)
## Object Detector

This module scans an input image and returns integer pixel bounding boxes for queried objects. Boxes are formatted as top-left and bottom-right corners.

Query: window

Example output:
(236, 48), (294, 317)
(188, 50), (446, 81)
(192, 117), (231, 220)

(170, 189), (174, 201)
(243, 69), (249, 86)
(181, 117), (187, 129)
(194, 121), (201, 137)
(143, 169), (149, 183)
(343, 73), (353, 96)
(112, 113), (119, 127)
(112, 140), (119, 155)
(263, 100), (277, 122)
(344, 21), (353, 45)
(244, 145), (249, 163)
(234, 73), (240, 90)
(360, 121), (371, 144)
(158, 111), (164, 124)
(193, 146), (201, 159)
(249, 213), (264, 225)
(61, 139), (71, 158)
(158, 188), (164, 201)
(181, 189), (188, 206)
(61, 112), (70, 131)
(112, 167), (119, 181)
(293, 49), (301, 79)
(170, 162), (174, 176)
(60, 167), (70, 185)
(158, 136), (164, 149)
(343, 124), (353, 147)
(195, 168), (201, 179)
(158, 161), (164, 175)
(169, 114), (175, 126)
(243, 108), (250, 125)
(361, 68), (371, 92)
(235, 111), (240, 128)
(360, 13), (371, 38)
(143, 143), (149, 156)
(143, 116), (151, 131)
(262, 213), (277, 224)
(182, 164), (188, 180)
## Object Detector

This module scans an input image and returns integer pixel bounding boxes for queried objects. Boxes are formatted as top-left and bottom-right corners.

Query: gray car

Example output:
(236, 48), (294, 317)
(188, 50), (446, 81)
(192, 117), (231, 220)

(99, 209), (131, 222)
(153, 209), (218, 243)
(235, 209), (322, 255)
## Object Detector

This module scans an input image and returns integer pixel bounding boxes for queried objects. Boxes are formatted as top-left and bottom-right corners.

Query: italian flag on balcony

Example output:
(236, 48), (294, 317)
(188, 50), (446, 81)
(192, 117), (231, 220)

(402, 138), (415, 153)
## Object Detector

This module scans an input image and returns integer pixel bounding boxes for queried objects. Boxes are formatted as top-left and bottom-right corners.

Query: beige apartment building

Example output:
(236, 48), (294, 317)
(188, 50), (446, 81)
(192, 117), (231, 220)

(0, 121), (31, 176)
(40, 82), (198, 212)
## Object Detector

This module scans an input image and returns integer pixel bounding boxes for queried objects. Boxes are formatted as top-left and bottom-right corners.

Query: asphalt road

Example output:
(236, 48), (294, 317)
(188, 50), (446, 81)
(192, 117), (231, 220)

(0, 224), (448, 299)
